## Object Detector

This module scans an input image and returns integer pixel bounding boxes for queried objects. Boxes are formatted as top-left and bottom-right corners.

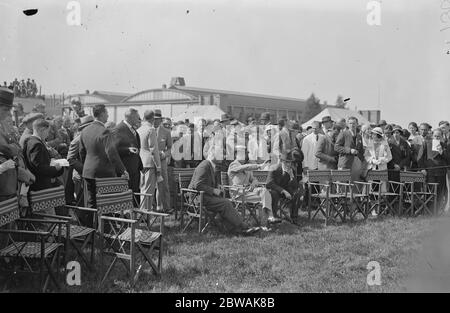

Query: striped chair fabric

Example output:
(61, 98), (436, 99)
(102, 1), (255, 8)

(29, 186), (66, 213)
(96, 190), (134, 215)
(95, 177), (129, 194)
(0, 197), (19, 227)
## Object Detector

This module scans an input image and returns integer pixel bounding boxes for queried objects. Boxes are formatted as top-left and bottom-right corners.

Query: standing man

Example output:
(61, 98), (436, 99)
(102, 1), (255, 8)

(0, 87), (35, 202)
(137, 110), (161, 211)
(301, 121), (324, 172)
(19, 112), (44, 147)
(154, 109), (173, 212)
(335, 117), (364, 177)
(79, 104), (128, 212)
(315, 124), (340, 170)
(23, 119), (64, 192)
(112, 108), (143, 207)
(321, 116), (334, 134)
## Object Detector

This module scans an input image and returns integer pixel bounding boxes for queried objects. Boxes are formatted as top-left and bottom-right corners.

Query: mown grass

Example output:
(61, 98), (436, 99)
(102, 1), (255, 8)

(4, 213), (445, 293)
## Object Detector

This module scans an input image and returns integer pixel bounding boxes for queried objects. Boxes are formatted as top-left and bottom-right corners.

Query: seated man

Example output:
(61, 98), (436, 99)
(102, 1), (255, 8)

(228, 147), (281, 226)
(188, 146), (259, 235)
(266, 152), (301, 224)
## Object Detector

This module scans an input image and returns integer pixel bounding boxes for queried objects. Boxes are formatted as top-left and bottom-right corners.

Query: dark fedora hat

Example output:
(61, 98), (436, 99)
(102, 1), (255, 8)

(0, 87), (14, 109)
(79, 115), (94, 130)
(154, 109), (162, 119)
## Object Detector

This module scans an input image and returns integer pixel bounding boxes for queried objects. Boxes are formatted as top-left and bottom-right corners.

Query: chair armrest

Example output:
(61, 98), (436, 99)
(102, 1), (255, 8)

(100, 216), (137, 224)
(368, 180), (383, 185)
(353, 181), (372, 186)
(333, 182), (353, 187)
(181, 188), (202, 194)
(308, 182), (330, 188)
(18, 218), (68, 225)
(133, 209), (169, 218)
(0, 229), (50, 236)
(65, 205), (98, 212)
(134, 192), (153, 197)
(33, 212), (74, 221)
(388, 181), (404, 186)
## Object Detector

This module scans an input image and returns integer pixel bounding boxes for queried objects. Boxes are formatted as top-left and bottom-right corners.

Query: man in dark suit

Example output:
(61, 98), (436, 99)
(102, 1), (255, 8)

(111, 108), (143, 207)
(315, 124), (340, 170)
(67, 115), (94, 206)
(79, 104), (128, 210)
(0, 87), (36, 202)
(335, 116), (364, 180)
(387, 125), (412, 182)
(23, 118), (64, 192)
(188, 147), (258, 235)
(419, 128), (449, 209)
(266, 153), (300, 224)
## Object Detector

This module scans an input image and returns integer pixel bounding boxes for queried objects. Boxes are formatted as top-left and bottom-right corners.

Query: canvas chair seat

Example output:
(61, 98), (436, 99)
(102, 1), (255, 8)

(119, 228), (161, 245)
(52, 224), (95, 239)
(0, 242), (62, 258)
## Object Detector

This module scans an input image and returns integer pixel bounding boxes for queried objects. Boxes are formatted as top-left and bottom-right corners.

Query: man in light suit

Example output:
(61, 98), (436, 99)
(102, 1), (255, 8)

(301, 121), (324, 171)
(154, 109), (173, 212)
(334, 116), (364, 170)
(137, 110), (161, 211)
(79, 104), (128, 211)
(111, 108), (143, 207)
(315, 124), (340, 170)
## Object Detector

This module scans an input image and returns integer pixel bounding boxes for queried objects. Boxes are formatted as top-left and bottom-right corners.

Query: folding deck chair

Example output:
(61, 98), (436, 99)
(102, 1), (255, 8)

(0, 197), (63, 292)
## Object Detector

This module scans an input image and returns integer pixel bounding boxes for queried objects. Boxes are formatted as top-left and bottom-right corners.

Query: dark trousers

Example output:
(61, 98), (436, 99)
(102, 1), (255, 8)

(82, 178), (96, 228)
(269, 189), (300, 219)
(128, 170), (140, 208)
(65, 167), (75, 204)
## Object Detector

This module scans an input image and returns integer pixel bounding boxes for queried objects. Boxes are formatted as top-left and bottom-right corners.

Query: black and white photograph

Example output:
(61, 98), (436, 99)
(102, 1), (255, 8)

(1, 0), (450, 298)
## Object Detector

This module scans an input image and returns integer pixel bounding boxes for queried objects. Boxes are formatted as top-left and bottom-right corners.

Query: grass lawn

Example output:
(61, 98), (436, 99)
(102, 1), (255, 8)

(4, 212), (449, 293)
(29, 212), (445, 293)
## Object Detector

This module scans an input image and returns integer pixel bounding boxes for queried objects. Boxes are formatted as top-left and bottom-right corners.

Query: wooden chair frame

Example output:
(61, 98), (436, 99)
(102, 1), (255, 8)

(400, 171), (438, 216)
(95, 178), (167, 287)
(220, 172), (262, 226)
(366, 170), (403, 216)
(0, 197), (63, 292)
(29, 186), (97, 272)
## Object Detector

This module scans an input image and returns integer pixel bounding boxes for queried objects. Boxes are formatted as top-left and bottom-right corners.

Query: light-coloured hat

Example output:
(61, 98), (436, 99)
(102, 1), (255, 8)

(371, 127), (383, 137)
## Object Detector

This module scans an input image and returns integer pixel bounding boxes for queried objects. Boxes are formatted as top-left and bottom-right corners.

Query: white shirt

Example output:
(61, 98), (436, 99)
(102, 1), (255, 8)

(301, 132), (323, 170)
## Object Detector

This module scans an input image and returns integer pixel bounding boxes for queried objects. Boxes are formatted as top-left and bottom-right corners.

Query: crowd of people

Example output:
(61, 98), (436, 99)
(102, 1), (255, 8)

(1, 86), (450, 237)
(2, 78), (39, 98)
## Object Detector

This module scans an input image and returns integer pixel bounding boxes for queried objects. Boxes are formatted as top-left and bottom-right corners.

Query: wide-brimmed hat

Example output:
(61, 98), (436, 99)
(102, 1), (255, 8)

(378, 120), (387, 127)
(0, 87), (14, 109)
(371, 127), (383, 137)
(392, 125), (403, 133)
(79, 115), (94, 130)
(321, 115), (333, 123)
(21, 112), (44, 125)
(230, 119), (239, 126)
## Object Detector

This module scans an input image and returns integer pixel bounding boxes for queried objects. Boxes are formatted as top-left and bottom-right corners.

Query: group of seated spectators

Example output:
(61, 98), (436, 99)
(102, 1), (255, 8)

(1, 85), (449, 237)
(2, 78), (38, 98)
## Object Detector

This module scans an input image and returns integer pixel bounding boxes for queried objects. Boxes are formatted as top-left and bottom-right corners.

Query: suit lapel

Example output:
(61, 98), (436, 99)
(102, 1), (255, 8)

(208, 161), (216, 187)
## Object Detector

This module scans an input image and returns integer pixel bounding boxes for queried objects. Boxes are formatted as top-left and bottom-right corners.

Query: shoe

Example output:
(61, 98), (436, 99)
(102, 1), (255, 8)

(291, 217), (300, 225)
(371, 210), (378, 217)
(240, 226), (260, 236)
(267, 217), (282, 224)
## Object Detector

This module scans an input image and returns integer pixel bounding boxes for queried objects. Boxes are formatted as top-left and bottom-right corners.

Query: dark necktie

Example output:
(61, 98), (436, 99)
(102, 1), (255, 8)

(191, 133), (194, 161)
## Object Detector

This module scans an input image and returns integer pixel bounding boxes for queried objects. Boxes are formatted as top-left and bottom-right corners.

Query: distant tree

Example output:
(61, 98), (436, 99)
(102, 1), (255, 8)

(336, 95), (346, 108)
(302, 93), (322, 123)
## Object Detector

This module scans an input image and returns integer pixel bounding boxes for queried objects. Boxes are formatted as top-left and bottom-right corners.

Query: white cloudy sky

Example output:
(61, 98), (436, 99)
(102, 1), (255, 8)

(0, 0), (449, 126)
